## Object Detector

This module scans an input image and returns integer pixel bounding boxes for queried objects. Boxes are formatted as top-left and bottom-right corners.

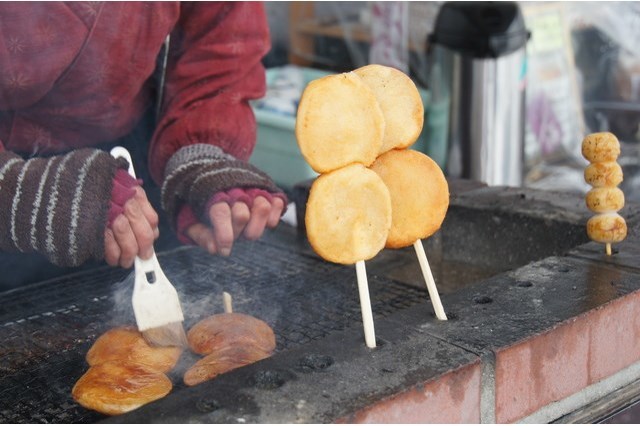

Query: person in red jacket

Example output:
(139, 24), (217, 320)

(0, 2), (286, 288)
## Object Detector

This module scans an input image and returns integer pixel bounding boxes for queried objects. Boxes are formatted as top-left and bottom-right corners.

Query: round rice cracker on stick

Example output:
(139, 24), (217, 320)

(370, 149), (449, 249)
(305, 164), (392, 264)
(296, 72), (385, 173)
(354, 64), (424, 154)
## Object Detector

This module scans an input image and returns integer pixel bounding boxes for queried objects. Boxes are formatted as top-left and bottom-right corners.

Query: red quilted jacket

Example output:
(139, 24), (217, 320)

(0, 1), (268, 184)
(0, 2), (285, 268)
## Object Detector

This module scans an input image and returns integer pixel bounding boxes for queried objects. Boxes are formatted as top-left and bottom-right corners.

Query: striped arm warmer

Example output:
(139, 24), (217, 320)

(0, 149), (123, 267)
(161, 144), (283, 226)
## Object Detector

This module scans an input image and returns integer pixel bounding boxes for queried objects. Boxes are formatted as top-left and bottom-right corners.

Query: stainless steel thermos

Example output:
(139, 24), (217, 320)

(428, 1), (529, 186)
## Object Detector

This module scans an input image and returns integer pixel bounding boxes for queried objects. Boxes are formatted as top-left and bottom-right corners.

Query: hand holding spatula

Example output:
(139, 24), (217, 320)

(110, 146), (188, 348)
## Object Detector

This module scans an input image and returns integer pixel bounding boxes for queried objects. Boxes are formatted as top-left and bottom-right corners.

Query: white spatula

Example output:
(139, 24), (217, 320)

(110, 146), (188, 347)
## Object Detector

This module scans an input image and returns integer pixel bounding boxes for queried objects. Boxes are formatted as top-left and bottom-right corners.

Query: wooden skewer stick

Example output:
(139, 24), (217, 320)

(223, 291), (233, 313)
(413, 239), (448, 320)
(355, 260), (376, 348)
(606, 243), (612, 256)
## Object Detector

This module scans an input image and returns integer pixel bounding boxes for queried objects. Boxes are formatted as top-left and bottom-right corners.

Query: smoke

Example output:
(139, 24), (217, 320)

(107, 271), (136, 328)
(172, 248), (284, 330)
(104, 242), (285, 333)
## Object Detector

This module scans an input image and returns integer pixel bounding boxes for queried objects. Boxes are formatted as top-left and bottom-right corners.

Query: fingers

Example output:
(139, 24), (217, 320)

(187, 202), (252, 256)
(104, 187), (159, 268)
(108, 215), (139, 268)
(243, 196), (272, 240)
(185, 223), (218, 254)
(206, 196), (284, 250)
(230, 202), (251, 238)
(104, 229), (120, 267)
(123, 195), (156, 259)
(244, 196), (284, 239)
(133, 187), (160, 238)
(181, 195), (286, 259)
(267, 197), (285, 228)
(208, 202), (234, 256)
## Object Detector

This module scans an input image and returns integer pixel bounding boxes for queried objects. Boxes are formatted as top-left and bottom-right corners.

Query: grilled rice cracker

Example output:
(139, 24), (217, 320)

(295, 72), (384, 173)
(184, 344), (272, 386)
(584, 161), (623, 188)
(86, 326), (182, 373)
(354, 64), (424, 154)
(72, 361), (172, 416)
(305, 163), (392, 264)
(582, 132), (621, 163)
(587, 213), (627, 244)
(187, 312), (276, 356)
(370, 149), (449, 249)
(585, 187), (625, 213)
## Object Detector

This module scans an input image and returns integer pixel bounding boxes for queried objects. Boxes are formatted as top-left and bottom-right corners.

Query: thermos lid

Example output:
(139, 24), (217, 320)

(428, 1), (529, 58)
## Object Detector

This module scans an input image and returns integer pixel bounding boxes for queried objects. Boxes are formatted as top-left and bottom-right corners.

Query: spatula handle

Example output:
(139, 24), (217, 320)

(134, 254), (164, 287)
(110, 146), (137, 178)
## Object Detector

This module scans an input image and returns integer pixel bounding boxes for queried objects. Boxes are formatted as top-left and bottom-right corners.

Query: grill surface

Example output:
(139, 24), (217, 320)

(0, 227), (431, 423)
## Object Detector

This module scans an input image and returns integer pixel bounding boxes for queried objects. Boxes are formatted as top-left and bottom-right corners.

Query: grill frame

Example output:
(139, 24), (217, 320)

(2, 182), (628, 423)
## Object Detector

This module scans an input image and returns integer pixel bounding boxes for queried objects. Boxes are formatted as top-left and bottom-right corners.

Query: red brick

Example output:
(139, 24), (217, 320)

(495, 318), (590, 423)
(340, 362), (481, 424)
(495, 290), (640, 423)
(588, 291), (640, 383)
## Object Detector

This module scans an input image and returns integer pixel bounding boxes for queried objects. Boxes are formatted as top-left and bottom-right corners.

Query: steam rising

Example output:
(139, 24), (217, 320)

(106, 242), (284, 333)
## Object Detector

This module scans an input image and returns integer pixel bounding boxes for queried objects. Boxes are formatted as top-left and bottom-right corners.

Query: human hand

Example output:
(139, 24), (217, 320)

(185, 195), (284, 256)
(104, 186), (160, 268)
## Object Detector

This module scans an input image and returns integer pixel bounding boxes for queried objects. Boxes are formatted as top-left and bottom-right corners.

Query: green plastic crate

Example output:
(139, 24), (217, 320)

(249, 68), (326, 189)
(250, 67), (446, 189)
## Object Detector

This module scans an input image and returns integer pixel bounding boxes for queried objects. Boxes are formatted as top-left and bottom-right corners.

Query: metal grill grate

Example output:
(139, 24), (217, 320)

(0, 235), (428, 423)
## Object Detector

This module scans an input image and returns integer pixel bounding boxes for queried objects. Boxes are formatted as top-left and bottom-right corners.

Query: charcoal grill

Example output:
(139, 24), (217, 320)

(2, 181), (636, 423)
(0, 227), (436, 423)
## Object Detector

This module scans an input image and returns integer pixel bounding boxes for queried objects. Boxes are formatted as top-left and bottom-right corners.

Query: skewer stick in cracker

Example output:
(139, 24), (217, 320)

(299, 65), (433, 347)
(354, 66), (450, 321)
(413, 240), (447, 320)
(355, 260), (376, 348)
(222, 292), (233, 314)
(305, 165), (392, 348)
(582, 132), (627, 256)
(370, 150), (450, 320)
